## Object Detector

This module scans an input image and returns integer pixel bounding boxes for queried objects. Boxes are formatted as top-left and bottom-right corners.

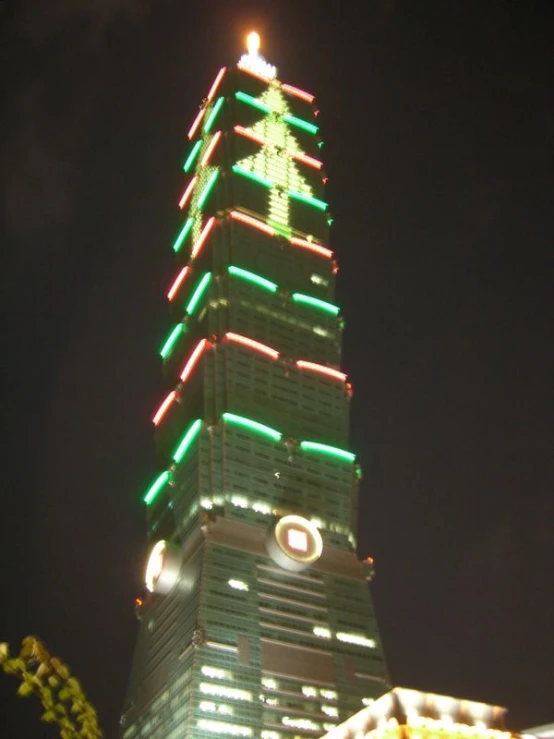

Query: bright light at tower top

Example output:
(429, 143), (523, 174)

(238, 30), (277, 80)
(246, 31), (260, 55)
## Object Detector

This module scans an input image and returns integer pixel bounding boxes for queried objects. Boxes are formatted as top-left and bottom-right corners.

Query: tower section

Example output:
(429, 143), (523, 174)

(121, 40), (389, 739)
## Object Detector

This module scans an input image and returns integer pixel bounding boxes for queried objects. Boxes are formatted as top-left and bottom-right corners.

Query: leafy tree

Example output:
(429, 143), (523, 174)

(0, 636), (102, 738)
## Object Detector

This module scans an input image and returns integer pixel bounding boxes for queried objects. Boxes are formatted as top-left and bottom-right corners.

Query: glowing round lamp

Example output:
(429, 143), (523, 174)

(246, 31), (261, 55)
(144, 540), (182, 595)
(266, 515), (323, 572)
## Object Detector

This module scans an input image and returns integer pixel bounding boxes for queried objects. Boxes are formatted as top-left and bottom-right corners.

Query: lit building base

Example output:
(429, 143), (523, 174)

(319, 687), (515, 739)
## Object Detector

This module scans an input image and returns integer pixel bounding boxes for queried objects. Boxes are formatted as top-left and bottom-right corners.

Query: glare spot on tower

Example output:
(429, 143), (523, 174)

(238, 30), (277, 80)
(247, 31), (260, 55)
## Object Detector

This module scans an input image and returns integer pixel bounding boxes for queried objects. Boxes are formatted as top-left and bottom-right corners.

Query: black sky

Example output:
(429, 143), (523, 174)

(1, 1), (553, 737)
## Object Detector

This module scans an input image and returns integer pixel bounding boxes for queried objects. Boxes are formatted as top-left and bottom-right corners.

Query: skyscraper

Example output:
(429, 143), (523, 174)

(121, 34), (389, 739)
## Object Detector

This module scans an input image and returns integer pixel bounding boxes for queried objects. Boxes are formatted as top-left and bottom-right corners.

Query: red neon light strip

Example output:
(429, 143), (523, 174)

(200, 131), (222, 167)
(229, 210), (332, 258)
(289, 236), (333, 259)
(234, 125), (266, 146)
(179, 177), (197, 209)
(291, 151), (323, 170)
(225, 332), (279, 360)
(188, 108), (205, 140)
(235, 126), (322, 170)
(179, 339), (210, 382)
(167, 266), (190, 301)
(296, 360), (346, 382)
(229, 210), (275, 237)
(191, 216), (216, 259)
(281, 83), (315, 103)
(239, 65), (274, 84)
(152, 391), (177, 425)
(207, 67), (226, 101)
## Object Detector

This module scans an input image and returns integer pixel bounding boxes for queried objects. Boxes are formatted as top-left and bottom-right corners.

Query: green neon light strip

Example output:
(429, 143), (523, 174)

(235, 92), (318, 135)
(228, 265), (277, 293)
(173, 217), (194, 252)
(204, 96), (225, 133)
(172, 418), (203, 464)
(235, 91), (270, 114)
(197, 170), (219, 209)
(283, 114), (319, 135)
(292, 293), (340, 316)
(186, 272), (212, 316)
(300, 441), (355, 463)
(160, 324), (184, 358)
(143, 470), (169, 506)
(183, 140), (202, 173)
(232, 166), (327, 211)
(288, 190), (328, 211)
(232, 164), (273, 189)
(223, 412), (282, 442)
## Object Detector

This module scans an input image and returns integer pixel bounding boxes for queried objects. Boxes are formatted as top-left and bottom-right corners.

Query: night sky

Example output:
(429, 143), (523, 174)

(1, 1), (553, 737)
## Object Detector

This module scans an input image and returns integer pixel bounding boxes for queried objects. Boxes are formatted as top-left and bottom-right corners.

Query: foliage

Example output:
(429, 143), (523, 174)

(0, 636), (102, 738)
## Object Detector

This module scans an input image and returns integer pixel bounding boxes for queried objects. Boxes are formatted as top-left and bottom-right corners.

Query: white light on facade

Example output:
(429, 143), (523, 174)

(228, 579), (249, 591)
(144, 540), (182, 595)
(253, 501), (272, 515)
(336, 632), (376, 648)
(282, 717), (321, 731)
(201, 666), (232, 680)
(313, 626), (332, 639)
(310, 274), (328, 286)
(199, 683), (252, 702)
(287, 528), (309, 552)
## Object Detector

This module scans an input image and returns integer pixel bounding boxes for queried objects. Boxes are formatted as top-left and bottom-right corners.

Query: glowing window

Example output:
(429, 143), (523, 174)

(228, 579), (249, 591)
(336, 632), (376, 648)
(201, 666), (232, 681)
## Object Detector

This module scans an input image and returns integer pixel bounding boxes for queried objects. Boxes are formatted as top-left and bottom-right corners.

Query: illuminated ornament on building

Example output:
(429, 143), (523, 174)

(319, 687), (512, 739)
(238, 31), (277, 81)
(235, 87), (316, 236)
(144, 540), (182, 594)
(188, 165), (218, 245)
(266, 514), (323, 571)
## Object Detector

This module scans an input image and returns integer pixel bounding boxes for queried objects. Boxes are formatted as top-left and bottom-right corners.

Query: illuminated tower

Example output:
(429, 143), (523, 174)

(120, 34), (389, 739)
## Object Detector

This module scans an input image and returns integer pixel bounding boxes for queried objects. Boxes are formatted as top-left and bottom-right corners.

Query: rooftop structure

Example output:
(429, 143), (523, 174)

(319, 687), (512, 739)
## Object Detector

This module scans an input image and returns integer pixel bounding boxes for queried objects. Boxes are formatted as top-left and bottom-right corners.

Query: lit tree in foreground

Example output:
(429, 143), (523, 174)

(0, 636), (102, 738)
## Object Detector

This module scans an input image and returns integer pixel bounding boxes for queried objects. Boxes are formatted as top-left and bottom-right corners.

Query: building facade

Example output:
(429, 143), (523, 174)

(319, 687), (513, 739)
(121, 38), (389, 739)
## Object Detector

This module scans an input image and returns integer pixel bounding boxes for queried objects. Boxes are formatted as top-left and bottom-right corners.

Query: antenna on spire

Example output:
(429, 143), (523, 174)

(246, 31), (261, 56)
(238, 30), (277, 80)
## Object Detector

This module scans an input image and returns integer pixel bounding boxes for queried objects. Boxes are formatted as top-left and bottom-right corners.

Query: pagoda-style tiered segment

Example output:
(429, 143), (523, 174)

(121, 34), (389, 739)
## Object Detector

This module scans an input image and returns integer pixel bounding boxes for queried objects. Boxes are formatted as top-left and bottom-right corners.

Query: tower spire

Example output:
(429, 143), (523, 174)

(246, 30), (260, 55)
(238, 29), (277, 80)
